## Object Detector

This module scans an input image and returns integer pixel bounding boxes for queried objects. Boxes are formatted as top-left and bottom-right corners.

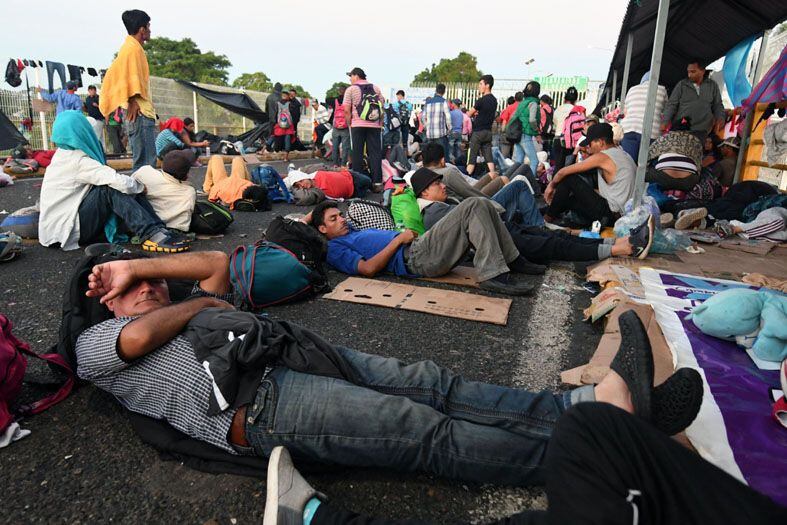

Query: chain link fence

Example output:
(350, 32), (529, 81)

(1, 77), (315, 155)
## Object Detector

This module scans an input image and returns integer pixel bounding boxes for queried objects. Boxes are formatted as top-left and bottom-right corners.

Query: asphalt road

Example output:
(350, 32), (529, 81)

(0, 159), (602, 524)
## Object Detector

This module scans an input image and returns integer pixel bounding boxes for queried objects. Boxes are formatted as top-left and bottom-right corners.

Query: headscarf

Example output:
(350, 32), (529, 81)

(51, 110), (106, 164)
(162, 117), (185, 134)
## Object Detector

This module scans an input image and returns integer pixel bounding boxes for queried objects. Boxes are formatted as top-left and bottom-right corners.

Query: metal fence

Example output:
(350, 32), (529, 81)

(1, 77), (315, 154)
(407, 78), (603, 113)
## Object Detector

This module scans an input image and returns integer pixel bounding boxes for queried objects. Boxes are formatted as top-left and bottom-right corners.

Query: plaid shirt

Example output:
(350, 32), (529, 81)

(422, 96), (452, 139)
(75, 284), (238, 454)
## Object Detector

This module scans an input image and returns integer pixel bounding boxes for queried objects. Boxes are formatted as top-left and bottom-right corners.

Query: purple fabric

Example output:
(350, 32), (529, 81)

(653, 270), (787, 505)
(741, 45), (787, 117)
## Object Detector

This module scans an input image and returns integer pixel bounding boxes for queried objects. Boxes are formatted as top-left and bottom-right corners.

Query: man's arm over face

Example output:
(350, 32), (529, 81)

(117, 296), (230, 361)
(87, 251), (231, 304)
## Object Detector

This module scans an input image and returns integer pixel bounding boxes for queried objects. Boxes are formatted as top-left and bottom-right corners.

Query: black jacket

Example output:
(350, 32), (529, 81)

(183, 308), (358, 415)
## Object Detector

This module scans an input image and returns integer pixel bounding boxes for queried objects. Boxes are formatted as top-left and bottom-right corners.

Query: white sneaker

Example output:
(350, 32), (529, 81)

(263, 447), (324, 525)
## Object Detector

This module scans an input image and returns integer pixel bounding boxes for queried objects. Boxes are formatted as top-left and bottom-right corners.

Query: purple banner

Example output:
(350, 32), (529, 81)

(677, 312), (787, 506)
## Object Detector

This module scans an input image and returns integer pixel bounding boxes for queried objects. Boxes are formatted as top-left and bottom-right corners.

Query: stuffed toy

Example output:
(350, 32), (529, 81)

(688, 288), (787, 362)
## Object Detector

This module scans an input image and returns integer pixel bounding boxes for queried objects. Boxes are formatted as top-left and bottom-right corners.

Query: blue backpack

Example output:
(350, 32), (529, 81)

(229, 241), (323, 309)
(251, 165), (293, 203)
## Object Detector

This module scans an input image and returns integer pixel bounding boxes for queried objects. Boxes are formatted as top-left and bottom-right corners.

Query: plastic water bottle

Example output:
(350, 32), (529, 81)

(205, 146), (210, 157)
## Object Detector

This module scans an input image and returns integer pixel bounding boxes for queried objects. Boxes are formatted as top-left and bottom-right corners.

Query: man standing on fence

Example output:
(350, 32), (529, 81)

(343, 67), (384, 192)
(100, 10), (157, 170)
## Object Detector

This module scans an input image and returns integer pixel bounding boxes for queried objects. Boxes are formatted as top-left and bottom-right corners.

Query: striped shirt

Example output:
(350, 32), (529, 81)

(342, 81), (383, 129)
(621, 83), (668, 139)
(655, 153), (698, 175)
(155, 129), (185, 157)
(75, 285), (238, 454)
(422, 96), (452, 139)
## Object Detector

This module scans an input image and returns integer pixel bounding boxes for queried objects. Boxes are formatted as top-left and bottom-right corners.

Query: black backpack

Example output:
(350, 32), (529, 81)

(505, 116), (523, 144)
(264, 216), (331, 292)
(191, 200), (234, 234)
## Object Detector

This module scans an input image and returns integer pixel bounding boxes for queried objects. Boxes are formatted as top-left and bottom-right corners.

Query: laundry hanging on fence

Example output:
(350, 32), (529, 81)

(67, 64), (82, 88)
(45, 61), (67, 93)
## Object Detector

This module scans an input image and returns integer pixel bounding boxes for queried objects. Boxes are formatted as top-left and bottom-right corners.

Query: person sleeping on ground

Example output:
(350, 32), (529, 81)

(204, 155), (258, 210)
(75, 250), (702, 488)
(131, 150), (197, 232)
(410, 168), (654, 264)
(286, 169), (372, 205)
(543, 123), (636, 227)
(38, 110), (190, 253)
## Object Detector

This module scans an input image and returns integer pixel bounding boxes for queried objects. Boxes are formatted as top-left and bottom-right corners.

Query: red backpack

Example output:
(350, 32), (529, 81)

(333, 99), (347, 129)
(562, 105), (587, 149)
(0, 314), (74, 436)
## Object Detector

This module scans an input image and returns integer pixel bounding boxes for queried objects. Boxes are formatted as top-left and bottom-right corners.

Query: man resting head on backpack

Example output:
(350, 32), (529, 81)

(72, 250), (704, 488)
(304, 198), (539, 296)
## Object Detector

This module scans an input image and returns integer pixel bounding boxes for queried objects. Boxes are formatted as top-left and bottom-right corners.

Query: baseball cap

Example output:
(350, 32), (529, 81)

(162, 150), (196, 181)
(451, 98), (462, 106)
(410, 167), (443, 198)
(720, 137), (741, 150)
(66, 80), (78, 90)
(346, 67), (366, 79)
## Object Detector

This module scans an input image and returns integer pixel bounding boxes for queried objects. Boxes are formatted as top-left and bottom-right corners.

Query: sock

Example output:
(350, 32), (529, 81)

(303, 497), (322, 525)
(597, 244), (613, 260)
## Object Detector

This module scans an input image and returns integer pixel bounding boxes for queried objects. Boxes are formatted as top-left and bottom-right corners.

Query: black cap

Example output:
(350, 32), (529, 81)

(585, 122), (613, 144)
(410, 167), (442, 198)
(346, 67), (366, 79)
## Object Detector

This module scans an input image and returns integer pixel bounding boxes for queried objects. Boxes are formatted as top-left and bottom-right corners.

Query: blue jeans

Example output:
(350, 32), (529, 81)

(491, 179), (545, 227)
(350, 170), (372, 198)
(126, 115), (157, 171)
(244, 346), (590, 486)
(491, 146), (509, 172)
(77, 185), (164, 244)
(514, 134), (539, 171)
(620, 131), (642, 162)
(332, 127), (350, 166)
(448, 131), (462, 164)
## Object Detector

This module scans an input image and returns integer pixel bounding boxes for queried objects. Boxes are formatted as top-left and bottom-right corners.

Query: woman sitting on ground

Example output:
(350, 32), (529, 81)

(645, 120), (704, 191)
(132, 150), (197, 232)
(155, 117), (188, 159)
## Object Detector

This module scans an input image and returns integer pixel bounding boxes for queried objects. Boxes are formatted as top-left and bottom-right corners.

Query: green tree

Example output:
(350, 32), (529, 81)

(412, 52), (483, 84)
(325, 81), (349, 102)
(232, 72), (273, 92)
(282, 83), (311, 99)
(145, 37), (232, 85)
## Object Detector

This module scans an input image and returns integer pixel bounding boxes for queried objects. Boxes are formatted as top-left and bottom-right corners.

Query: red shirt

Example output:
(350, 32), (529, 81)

(499, 102), (519, 124)
(315, 171), (354, 199)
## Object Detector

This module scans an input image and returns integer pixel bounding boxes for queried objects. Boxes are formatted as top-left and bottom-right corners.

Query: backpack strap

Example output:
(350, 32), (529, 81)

(15, 346), (74, 416)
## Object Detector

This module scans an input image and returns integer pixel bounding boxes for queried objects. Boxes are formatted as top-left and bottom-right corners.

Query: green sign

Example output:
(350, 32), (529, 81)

(534, 75), (588, 92)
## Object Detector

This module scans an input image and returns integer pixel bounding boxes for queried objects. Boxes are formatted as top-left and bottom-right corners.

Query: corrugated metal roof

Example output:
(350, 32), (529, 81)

(596, 0), (787, 113)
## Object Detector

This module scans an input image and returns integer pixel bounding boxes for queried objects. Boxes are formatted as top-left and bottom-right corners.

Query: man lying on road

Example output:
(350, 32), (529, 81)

(75, 251), (701, 487)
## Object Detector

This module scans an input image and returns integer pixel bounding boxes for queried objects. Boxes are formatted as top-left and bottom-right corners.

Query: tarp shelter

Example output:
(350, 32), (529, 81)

(176, 80), (269, 124)
(0, 109), (27, 150)
(595, 0), (787, 114)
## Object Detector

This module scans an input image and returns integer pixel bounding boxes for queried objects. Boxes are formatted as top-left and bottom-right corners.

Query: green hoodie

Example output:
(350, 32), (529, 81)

(513, 97), (540, 136)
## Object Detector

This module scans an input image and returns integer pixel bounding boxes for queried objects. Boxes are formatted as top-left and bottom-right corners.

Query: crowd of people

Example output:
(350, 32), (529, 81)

(5, 7), (787, 525)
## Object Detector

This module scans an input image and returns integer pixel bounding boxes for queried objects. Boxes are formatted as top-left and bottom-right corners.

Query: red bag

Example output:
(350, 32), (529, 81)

(0, 314), (74, 435)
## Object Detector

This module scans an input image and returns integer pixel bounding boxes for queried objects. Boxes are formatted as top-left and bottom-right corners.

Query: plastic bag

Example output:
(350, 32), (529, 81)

(650, 228), (692, 254)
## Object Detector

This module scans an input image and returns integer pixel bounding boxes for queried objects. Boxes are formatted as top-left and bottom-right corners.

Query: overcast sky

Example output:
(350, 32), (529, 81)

(4, 0), (629, 98)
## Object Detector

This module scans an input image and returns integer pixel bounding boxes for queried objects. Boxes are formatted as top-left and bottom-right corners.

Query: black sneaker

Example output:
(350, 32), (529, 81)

(629, 214), (654, 259)
(263, 447), (325, 525)
(651, 367), (704, 435)
(479, 272), (536, 296)
(508, 256), (547, 275)
(610, 310), (654, 422)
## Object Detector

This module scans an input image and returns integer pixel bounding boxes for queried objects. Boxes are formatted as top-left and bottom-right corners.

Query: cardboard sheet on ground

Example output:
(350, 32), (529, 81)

(639, 268), (787, 506)
(323, 277), (510, 325)
(561, 300), (675, 387)
(419, 266), (479, 288)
